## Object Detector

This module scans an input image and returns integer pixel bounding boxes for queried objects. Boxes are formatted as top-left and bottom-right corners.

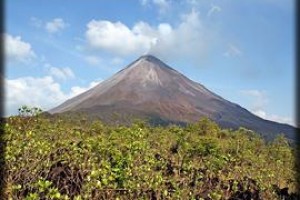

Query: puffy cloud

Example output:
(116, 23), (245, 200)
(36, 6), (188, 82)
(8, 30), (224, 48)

(5, 76), (101, 116)
(86, 20), (154, 55)
(45, 18), (67, 33)
(5, 76), (67, 115)
(149, 9), (207, 60)
(5, 34), (36, 63)
(85, 9), (210, 61)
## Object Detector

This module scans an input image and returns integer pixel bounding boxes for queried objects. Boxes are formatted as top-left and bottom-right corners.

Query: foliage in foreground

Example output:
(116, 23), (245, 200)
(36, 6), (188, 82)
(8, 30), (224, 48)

(2, 115), (299, 199)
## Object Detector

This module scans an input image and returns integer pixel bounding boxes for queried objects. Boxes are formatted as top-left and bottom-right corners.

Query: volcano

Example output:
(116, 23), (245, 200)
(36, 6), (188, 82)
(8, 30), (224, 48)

(49, 55), (296, 141)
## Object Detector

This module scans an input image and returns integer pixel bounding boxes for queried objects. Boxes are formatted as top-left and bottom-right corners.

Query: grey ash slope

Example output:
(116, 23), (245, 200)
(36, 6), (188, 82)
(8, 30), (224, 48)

(50, 55), (296, 141)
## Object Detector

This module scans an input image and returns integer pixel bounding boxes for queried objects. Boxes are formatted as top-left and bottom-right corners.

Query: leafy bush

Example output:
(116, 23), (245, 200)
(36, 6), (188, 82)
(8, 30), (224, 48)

(2, 115), (298, 199)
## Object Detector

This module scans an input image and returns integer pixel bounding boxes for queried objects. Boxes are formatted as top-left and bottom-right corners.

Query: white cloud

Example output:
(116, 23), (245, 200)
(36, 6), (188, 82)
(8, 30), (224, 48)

(253, 109), (295, 126)
(31, 17), (68, 34)
(266, 114), (295, 126)
(85, 9), (210, 61)
(140, 0), (170, 13)
(5, 34), (36, 63)
(5, 76), (101, 116)
(86, 20), (153, 56)
(240, 89), (269, 119)
(252, 109), (267, 119)
(152, 0), (170, 14)
(69, 80), (101, 98)
(240, 89), (268, 110)
(224, 43), (242, 57)
(48, 66), (75, 80)
(45, 18), (67, 33)
(149, 9), (207, 60)
(5, 76), (67, 115)
(85, 55), (102, 65)
(207, 4), (221, 17)
(241, 89), (295, 126)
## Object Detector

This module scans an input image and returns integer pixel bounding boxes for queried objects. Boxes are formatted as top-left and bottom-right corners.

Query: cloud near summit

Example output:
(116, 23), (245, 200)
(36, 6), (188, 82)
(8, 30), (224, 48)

(85, 9), (211, 61)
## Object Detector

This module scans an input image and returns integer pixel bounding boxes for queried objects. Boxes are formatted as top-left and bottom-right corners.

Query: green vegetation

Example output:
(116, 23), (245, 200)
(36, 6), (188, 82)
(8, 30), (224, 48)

(2, 110), (299, 199)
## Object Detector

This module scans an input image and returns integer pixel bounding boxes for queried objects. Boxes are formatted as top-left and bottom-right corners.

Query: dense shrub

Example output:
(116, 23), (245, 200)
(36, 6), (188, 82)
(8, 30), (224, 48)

(2, 115), (298, 199)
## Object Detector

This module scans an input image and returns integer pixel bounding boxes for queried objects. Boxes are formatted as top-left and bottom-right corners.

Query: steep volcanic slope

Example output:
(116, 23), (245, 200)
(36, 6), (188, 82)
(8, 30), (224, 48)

(49, 55), (296, 141)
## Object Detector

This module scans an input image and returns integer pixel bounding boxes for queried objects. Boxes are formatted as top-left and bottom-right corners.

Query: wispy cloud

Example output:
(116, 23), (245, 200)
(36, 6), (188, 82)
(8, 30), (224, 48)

(240, 89), (294, 126)
(241, 89), (268, 108)
(111, 57), (124, 65)
(45, 64), (75, 80)
(152, 0), (171, 14)
(140, 0), (171, 14)
(207, 4), (221, 17)
(186, 0), (198, 6)
(30, 17), (43, 28)
(31, 17), (68, 34)
(85, 55), (102, 66)
(223, 43), (242, 58)
(140, 0), (149, 6)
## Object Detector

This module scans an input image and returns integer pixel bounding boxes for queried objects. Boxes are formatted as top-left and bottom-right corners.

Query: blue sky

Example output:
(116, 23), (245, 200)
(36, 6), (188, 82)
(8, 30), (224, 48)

(5, 0), (296, 126)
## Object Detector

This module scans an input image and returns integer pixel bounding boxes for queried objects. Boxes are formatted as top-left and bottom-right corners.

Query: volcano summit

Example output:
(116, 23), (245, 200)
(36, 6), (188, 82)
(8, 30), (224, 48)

(50, 55), (296, 141)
